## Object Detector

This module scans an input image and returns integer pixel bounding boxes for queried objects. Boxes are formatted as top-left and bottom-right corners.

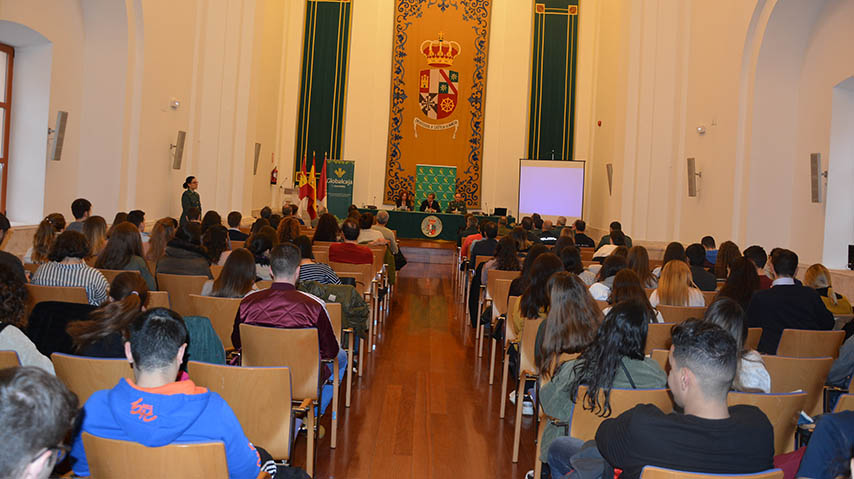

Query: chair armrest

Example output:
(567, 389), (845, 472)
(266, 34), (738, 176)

(292, 398), (313, 416)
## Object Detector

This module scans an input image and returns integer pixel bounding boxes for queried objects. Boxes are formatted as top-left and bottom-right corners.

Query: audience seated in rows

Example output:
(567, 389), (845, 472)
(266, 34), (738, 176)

(247, 226), (276, 281)
(329, 220), (373, 265)
(232, 243), (346, 415)
(66, 272), (149, 358)
(596, 221), (632, 250)
(155, 222), (212, 279)
(538, 220), (558, 246)
(67, 198), (92, 233)
(83, 216), (108, 258)
(628, 245), (658, 289)
(650, 260), (705, 308)
(294, 236), (341, 285)
(95, 222), (156, 290)
(743, 245), (773, 290)
(546, 299), (665, 476)
(0, 265), (54, 373)
(356, 213), (386, 245)
(32, 231), (109, 306)
(652, 242), (685, 279)
(0, 213), (25, 281)
(144, 217), (178, 265)
(70, 308), (272, 478)
(715, 240), (742, 280)
(313, 213), (341, 243)
(594, 320), (774, 479)
(805, 263), (853, 316)
(703, 297), (770, 393)
(372, 210), (399, 254)
(199, 211), (220, 234)
(747, 249), (834, 354)
(25, 213), (66, 264)
(511, 226), (533, 253)
(589, 255), (627, 301)
(227, 211), (249, 241)
(686, 243), (716, 292)
(716, 257), (760, 311)
(0, 366), (78, 479)
(604, 270), (664, 323)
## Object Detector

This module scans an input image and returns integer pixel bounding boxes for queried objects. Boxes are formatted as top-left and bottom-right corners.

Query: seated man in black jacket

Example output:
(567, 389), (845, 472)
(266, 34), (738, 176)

(746, 248), (834, 354)
(593, 321), (774, 479)
(686, 243), (717, 291)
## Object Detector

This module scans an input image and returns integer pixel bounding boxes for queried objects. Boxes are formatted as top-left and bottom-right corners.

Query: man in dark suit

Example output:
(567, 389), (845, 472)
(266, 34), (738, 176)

(746, 249), (834, 354)
(469, 221), (499, 267)
(420, 193), (441, 213)
(226, 211), (249, 241)
(686, 243), (717, 291)
(572, 219), (596, 248)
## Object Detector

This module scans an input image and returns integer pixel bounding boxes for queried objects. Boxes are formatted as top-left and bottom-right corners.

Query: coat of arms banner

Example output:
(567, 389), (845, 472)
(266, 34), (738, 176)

(384, 0), (492, 208)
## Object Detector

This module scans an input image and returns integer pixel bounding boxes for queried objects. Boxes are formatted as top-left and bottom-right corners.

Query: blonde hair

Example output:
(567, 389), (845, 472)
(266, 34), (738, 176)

(658, 260), (695, 306)
(805, 263), (837, 306)
(83, 216), (108, 258)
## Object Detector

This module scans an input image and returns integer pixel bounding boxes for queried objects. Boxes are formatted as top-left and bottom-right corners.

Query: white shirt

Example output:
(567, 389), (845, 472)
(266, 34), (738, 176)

(772, 277), (795, 287)
(589, 282), (611, 301)
(593, 244), (618, 259)
(649, 288), (705, 308)
(357, 229), (385, 244)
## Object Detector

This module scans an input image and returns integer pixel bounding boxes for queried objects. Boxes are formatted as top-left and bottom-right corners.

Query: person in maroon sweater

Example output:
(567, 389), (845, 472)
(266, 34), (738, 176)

(232, 243), (345, 414)
(743, 245), (773, 290)
(329, 219), (373, 265)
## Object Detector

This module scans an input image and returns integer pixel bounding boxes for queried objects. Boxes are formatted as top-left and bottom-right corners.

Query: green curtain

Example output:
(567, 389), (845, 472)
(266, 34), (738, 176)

(294, 0), (353, 175)
(527, 0), (579, 161)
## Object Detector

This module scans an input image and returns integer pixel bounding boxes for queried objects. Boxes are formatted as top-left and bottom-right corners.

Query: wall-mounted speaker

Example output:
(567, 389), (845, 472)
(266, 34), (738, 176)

(848, 244), (854, 270)
(171, 130), (186, 170)
(809, 153), (824, 203)
(253, 143), (261, 175)
(605, 163), (613, 196)
(687, 157), (701, 197)
(49, 111), (68, 161)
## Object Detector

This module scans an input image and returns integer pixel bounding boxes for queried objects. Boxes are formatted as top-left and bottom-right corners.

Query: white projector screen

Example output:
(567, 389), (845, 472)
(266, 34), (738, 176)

(518, 159), (585, 219)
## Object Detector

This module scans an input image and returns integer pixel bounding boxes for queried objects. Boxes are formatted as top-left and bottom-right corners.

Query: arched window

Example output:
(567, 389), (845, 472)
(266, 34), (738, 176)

(0, 43), (12, 213)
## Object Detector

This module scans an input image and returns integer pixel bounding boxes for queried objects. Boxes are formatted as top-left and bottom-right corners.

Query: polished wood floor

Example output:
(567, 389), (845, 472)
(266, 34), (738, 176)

(300, 243), (537, 478)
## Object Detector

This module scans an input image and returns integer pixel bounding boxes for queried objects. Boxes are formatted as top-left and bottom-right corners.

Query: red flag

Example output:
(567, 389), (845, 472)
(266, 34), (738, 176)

(317, 153), (327, 202)
(298, 154), (310, 200)
(305, 152), (317, 220)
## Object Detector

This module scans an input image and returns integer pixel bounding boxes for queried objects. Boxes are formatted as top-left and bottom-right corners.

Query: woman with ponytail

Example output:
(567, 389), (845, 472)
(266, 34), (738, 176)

(66, 272), (149, 357)
(24, 213), (66, 264)
(180, 176), (201, 226)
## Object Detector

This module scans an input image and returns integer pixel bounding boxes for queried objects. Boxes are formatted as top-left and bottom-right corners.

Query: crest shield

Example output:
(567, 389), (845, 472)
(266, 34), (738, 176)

(419, 69), (459, 120)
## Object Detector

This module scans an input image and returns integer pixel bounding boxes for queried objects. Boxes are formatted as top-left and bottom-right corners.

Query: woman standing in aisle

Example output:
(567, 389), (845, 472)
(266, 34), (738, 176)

(180, 176), (201, 226)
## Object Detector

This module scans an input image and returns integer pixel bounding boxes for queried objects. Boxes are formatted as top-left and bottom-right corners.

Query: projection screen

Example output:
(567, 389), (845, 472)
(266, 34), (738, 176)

(517, 159), (585, 219)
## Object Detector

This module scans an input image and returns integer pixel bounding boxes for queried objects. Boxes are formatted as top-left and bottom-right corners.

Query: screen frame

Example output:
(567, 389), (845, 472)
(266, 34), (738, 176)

(517, 158), (586, 220)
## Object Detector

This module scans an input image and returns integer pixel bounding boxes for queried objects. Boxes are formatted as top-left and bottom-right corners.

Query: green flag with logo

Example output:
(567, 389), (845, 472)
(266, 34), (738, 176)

(327, 159), (354, 219)
(415, 164), (457, 208)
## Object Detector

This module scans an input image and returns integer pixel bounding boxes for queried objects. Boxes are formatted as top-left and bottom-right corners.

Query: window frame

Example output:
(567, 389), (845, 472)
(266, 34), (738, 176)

(0, 43), (13, 214)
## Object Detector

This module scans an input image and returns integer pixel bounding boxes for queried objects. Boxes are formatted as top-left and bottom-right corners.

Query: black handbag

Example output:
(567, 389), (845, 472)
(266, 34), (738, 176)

(394, 250), (408, 270)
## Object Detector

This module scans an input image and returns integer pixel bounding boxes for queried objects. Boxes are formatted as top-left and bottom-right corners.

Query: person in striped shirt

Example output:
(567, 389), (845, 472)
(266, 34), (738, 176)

(31, 231), (109, 306)
(294, 236), (341, 285)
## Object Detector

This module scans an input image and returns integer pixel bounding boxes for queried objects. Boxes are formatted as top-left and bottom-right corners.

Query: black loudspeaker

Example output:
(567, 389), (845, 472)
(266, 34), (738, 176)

(49, 111), (68, 161)
(171, 131), (186, 169)
(848, 244), (854, 270)
(253, 143), (261, 175)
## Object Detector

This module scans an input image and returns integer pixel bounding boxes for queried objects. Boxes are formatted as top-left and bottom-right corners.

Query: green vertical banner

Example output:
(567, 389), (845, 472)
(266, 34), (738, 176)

(415, 164), (457, 207)
(294, 0), (353, 176)
(326, 159), (355, 219)
(527, 1), (579, 160)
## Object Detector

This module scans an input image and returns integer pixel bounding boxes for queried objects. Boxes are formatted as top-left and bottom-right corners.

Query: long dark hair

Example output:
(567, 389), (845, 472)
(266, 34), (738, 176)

(67, 272), (148, 351)
(552, 236), (574, 257)
(313, 214), (340, 242)
(202, 225), (229, 264)
(537, 272), (602, 379)
(210, 248), (256, 298)
(514, 244), (548, 292)
(494, 236), (520, 271)
(662, 242), (686, 266)
(627, 246), (655, 287)
(567, 299), (650, 417)
(595, 255), (627, 283)
(717, 257), (759, 310)
(520, 253), (564, 318)
(715, 241), (742, 279)
(200, 211), (221, 232)
(607, 270), (657, 321)
(247, 228), (276, 265)
(95, 222), (144, 269)
(560, 245), (584, 275)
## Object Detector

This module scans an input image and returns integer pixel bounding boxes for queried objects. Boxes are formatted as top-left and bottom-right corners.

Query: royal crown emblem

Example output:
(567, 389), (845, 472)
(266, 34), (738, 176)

(420, 32), (461, 68)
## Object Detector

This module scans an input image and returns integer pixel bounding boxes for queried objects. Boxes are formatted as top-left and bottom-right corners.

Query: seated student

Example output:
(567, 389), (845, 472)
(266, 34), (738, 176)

(201, 248), (259, 297)
(25, 213), (66, 264)
(259, 206), (272, 220)
(508, 244), (548, 297)
(521, 216), (541, 244)
(67, 272), (148, 358)
(545, 300), (666, 477)
(685, 243), (717, 291)
(0, 366), (79, 479)
(714, 240), (742, 280)
(747, 249), (834, 354)
(67, 198), (92, 233)
(313, 213), (341, 243)
(95, 222), (156, 291)
(127, 209), (148, 244)
(329, 219), (373, 265)
(372, 210), (400, 254)
(470, 221), (499, 265)
(797, 410), (854, 479)
(294, 236), (341, 285)
(185, 206), (202, 225)
(628, 245), (658, 289)
(145, 218), (177, 266)
(560, 245), (596, 286)
(202, 225), (231, 266)
(538, 220), (558, 245)
(594, 320), (774, 479)
(356, 213), (386, 245)
(155, 222), (212, 278)
(510, 226), (533, 253)
(716, 257), (760, 311)
(199, 211), (222, 234)
(649, 260), (705, 308)
(83, 216), (108, 258)
(509, 253), (565, 337)
(592, 230), (627, 260)
(457, 214), (479, 247)
(572, 219), (596, 248)
(597, 221), (633, 249)
(0, 265), (55, 373)
(805, 263), (853, 315)
(419, 192), (441, 213)
(743, 245), (773, 290)
(701, 235), (717, 267)
(246, 227), (277, 281)
(651, 242), (686, 279)
(276, 217), (300, 245)
(226, 211), (249, 241)
(0, 213), (26, 282)
(107, 212), (128, 238)
(588, 255), (628, 301)
(604, 270), (664, 323)
(32, 231), (109, 306)
(703, 297), (770, 393)
(481, 236), (521, 284)
(70, 308), (272, 478)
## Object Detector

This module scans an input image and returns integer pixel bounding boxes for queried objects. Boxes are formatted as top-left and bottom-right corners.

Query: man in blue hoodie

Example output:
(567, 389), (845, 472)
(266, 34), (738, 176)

(69, 308), (264, 478)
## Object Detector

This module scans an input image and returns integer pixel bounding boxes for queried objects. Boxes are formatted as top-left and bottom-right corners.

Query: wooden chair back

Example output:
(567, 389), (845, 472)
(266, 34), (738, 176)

(595, 300), (609, 310)
(368, 246), (386, 277)
(473, 255), (491, 269)
(518, 317), (545, 378)
(0, 350), (21, 369)
(656, 305), (706, 324)
(569, 386), (674, 441)
(326, 303), (343, 343)
(231, 240), (244, 250)
(98, 269), (143, 284)
(645, 323), (674, 354)
(312, 247), (330, 265)
(776, 329), (845, 358)
(492, 279), (514, 316)
(239, 324), (319, 401)
(580, 249), (594, 261)
(82, 432), (229, 479)
(641, 465), (783, 479)
(23, 262), (39, 275)
(727, 391), (807, 455)
(486, 269), (520, 301)
(746, 327), (762, 351)
(650, 349), (669, 372)
(210, 264), (224, 280)
(762, 355), (833, 416)
(330, 262), (373, 295)
(155, 273), (208, 317)
(701, 291), (717, 306)
(147, 290), (170, 309)
(52, 353), (133, 404)
(189, 295), (242, 350)
(833, 393), (854, 413)
(188, 362), (293, 460)
(26, 284), (88, 309)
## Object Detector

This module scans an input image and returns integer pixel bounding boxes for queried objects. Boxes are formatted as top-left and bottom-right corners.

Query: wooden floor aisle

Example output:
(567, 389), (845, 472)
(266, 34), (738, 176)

(303, 243), (537, 478)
